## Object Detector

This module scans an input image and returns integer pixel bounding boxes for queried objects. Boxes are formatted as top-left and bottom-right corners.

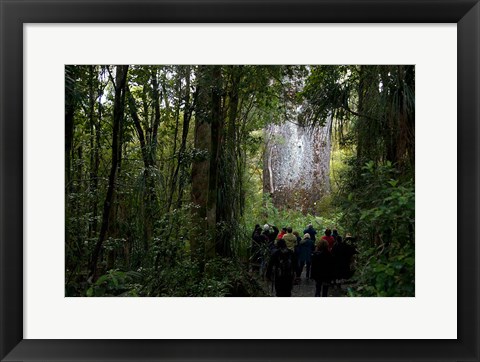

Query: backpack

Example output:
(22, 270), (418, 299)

(275, 249), (293, 279)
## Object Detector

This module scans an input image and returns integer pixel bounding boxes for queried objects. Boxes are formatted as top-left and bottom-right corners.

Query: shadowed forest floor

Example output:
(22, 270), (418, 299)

(260, 269), (349, 297)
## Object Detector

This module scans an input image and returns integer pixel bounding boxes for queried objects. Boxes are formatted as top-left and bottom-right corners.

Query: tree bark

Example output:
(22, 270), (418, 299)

(89, 65), (129, 280)
(151, 67), (161, 162)
(191, 65), (225, 261)
(65, 65), (76, 191)
(176, 66), (194, 209)
(356, 65), (366, 170)
(216, 66), (241, 256)
(190, 69), (210, 261)
(206, 65), (223, 258)
(88, 65), (97, 238)
(92, 76), (104, 235)
(126, 85), (157, 248)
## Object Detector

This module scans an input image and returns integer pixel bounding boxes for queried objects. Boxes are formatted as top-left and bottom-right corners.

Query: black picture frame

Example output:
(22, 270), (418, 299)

(1, 1), (478, 361)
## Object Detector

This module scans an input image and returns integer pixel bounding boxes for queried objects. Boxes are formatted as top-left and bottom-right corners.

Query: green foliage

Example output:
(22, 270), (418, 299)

(302, 65), (415, 171)
(86, 269), (142, 297)
(351, 244), (415, 297)
(301, 65), (355, 126)
(246, 193), (342, 238)
(337, 160), (415, 296)
(143, 258), (267, 297)
(340, 160), (414, 241)
(202, 258), (267, 297)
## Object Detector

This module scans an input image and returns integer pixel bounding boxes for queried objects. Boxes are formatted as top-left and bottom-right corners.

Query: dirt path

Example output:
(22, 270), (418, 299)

(291, 277), (347, 297)
(261, 269), (349, 297)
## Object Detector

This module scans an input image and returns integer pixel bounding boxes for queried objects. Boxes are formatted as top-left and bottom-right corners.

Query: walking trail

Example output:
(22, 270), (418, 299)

(261, 269), (349, 297)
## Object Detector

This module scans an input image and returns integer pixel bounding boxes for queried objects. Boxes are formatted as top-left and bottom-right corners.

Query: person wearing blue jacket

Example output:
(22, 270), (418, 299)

(303, 224), (317, 243)
(297, 233), (315, 280)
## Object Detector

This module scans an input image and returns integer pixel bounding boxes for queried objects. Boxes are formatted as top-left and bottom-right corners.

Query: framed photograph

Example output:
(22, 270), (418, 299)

(1, 0), (478, 361)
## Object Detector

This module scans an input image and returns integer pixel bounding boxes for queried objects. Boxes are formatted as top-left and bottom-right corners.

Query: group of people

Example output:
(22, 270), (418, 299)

(251, 223), (357, 297)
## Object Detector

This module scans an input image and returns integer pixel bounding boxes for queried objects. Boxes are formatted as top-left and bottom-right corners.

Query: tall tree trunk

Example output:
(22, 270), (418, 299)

(384, 65), (398, 165)
(396, 65), (415, 172)
(191, 71), (210, 261)
(65, 65), (76, 191)
(151, 66), (161, 161)
(405, 65), (415, 171)
(356, 65), (366, 171)
(127, 89), (149, 167)
(206, 65), (223, 259)
(89, 65), (129, 280)
(176, 66), (194, 209)
(92, 80), (103, 235)
(127, 85), (156, 248)
(216, 66), (241, 256)
(191, 65), (225, 262)
(166, 71), (183, 212)
(88, 65), (97, 238)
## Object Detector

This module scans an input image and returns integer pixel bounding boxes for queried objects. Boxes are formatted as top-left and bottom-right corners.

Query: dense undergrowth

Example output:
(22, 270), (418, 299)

(337, 160), (415, 297)
(68, 158), (414, 298)
(67, 158), (414, 298)
(83, 258), (267, 297)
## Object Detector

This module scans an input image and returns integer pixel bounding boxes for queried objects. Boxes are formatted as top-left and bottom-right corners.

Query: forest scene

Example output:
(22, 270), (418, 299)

(65, 65), (415, 297)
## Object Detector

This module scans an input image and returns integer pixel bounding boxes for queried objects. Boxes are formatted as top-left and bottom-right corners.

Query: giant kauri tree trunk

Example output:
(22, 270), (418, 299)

(264, 118), (332, 214)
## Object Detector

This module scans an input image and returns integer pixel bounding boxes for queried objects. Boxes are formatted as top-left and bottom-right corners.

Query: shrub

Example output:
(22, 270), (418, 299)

(337, 160), (415, 296)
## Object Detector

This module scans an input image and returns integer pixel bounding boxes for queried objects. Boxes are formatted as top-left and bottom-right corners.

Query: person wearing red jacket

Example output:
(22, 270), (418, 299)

(320, 228), (335, 252)
(277, 227), (287, 241)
